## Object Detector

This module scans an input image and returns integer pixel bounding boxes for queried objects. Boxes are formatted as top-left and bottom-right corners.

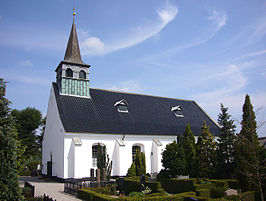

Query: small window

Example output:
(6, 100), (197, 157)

(114, 99), (128, 113)
(79, 70), (86, 79)
(171, 105), (184, 117)
(66, 68), (73, 78)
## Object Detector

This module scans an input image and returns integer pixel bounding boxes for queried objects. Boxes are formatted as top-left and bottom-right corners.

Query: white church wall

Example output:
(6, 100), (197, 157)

(63, 133), (177, 178)
(42, 86), (65, 178)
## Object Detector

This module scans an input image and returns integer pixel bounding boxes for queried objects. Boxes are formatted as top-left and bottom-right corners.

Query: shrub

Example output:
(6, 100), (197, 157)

(193, 183), (216, 191)
(91, 186), (116, 195)
(160, 179), (196, 194)
(210, 187), (226, 199)
(196, 189), (210, 198)
(224, 180), (240, 189)
(129, 192), (143, 196)
(23, 187), (33, 198)
(240, 191), (255, 201)
(127, 163), (136, 177)
(156, 169), (171, 179)
(209, 179), (229, 189)
(78, 188), (116, 201)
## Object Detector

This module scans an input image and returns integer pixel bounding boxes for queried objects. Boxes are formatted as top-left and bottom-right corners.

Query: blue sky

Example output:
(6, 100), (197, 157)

(0, 0), (266, 137)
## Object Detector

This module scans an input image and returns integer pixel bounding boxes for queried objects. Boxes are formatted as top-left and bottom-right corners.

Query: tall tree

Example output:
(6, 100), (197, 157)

(235, 95), (264, 200)
(135, 148), (142, 176)
(96, 144), (112, 179)
(183, 124), (195, 176)
(141, 152), (146, 175)
(11, 107), (42, 159)
(0, 78), (23, 200)
(161, 136), (186, 178)
(216, 103), (236, 178)
(194, 121), (216, 178)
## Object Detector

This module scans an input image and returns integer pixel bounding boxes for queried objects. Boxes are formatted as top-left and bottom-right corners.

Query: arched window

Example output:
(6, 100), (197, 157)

(79, 70), (86, 79)
(66, 68), (73, 78)
(92, 143), (106, 167)
(132, 144), (144, 163)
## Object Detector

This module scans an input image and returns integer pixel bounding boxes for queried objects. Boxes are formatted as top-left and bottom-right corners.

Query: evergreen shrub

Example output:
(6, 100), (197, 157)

(160, 179), (196, 194)
(209, 179), (229, 189)
(210, 187), (226, 198)
(224, 180), (240, 189)
(196, 189), (210, 198)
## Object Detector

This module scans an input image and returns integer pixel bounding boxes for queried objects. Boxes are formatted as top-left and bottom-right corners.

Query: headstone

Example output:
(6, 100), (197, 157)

(90, 168), (94, 177)
(225, 189), (238, 196)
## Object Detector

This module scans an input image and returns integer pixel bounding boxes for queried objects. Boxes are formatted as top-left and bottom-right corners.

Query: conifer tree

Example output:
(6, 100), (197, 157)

(194, 121), (216, 178)
(141, 152), (146, 175)
(161, 137), (186, 177)
(235, 95), (264, 200)
(216, 103), (236, 178)
(0, 79), (23, 200)
(135, 148), (142, 176)
(127, 163), (136, 177)
(183, 124), (195, 175)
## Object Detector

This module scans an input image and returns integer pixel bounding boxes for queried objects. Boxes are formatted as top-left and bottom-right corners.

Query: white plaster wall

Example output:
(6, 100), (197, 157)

(42, 86), (65, 178)
(63, 133), (178, 178)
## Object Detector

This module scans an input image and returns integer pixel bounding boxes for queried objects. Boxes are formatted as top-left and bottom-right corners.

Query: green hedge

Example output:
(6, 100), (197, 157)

(240, 191), (255, 201)
(196, 189), (210, 198)
(124, 177), (166, 195)
(160, 179), (196, 194)
(209, 180), (229, 189)
(224, 180), (240, 189)
(78, 188), (184, 201)
(193, 183), (216, 191)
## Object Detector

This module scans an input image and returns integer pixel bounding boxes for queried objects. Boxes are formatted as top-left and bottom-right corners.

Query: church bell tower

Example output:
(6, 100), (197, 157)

(55, 12), (91, 97)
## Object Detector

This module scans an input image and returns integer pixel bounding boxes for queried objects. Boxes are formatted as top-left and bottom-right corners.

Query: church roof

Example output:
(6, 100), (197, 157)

(63, 19), (87, 65)
(53, 83), (220, 136)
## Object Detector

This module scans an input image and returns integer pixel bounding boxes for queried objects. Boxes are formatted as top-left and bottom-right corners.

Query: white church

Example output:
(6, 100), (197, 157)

(42, 16), (220, 179)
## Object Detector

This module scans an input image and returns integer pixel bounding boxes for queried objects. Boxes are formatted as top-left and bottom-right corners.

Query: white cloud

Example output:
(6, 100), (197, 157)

(208, 10), (227, 30)
(141, 9), (227, 61)
(107, 80), (143, 93)
(81, 1), (178, 56)
(237, 49), (266, 60)
(81, 37), (105, 56)
(246, 16), (266, 45)
(19, 60), (33, 67)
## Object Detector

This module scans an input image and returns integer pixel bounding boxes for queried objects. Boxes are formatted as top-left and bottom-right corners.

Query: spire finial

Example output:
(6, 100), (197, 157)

(73, 6), (76, 17)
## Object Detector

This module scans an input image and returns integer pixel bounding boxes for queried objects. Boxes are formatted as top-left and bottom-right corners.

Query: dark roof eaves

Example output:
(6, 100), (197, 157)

(55, 61), (90, 72)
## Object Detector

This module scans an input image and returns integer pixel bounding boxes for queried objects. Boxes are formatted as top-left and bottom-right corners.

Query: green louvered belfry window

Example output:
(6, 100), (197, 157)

(61, 77), (90, 97)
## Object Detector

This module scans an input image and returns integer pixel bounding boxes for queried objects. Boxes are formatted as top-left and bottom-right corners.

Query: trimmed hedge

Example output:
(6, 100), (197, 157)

(196, 189), (210, 198)
(160, 179), (196, 194)
(124, 177), (165, 195)
(209, 180), (229, 189)
(240, 191), (255, 201)
(78, 188), (184, 201)
(224, 180), (240, 190)
(193, 183), (216, 191)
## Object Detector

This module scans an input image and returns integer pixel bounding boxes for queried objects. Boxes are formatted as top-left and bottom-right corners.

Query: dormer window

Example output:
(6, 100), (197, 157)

(171, 105), (184, 117)
(66, 68), (73, 78)
(114, 99), (128, 113)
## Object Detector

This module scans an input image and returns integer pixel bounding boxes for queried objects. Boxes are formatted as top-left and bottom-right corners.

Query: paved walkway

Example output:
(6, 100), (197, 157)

(19, 176), (82, 201)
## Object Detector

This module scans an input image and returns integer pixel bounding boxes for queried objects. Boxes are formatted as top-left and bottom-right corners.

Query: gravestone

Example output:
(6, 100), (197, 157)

(96, 169), (101, 182)
(117, 177), (125, 195)
(102, 168), (107, 181)
(90, 168), (94, 177)
(225, 189), (238, 196)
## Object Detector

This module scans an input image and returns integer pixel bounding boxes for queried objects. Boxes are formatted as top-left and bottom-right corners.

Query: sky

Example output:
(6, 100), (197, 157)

(0, 0), (266, 137)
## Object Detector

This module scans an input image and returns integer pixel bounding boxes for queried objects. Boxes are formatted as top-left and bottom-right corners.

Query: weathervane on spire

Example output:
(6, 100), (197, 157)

(73, 6), (76, 17)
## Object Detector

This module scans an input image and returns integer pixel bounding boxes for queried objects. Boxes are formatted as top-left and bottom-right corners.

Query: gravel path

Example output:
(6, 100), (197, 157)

(19, 176), (82, 201)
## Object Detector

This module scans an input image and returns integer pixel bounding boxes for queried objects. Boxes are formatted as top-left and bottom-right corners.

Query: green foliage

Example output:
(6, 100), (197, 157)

(160, 179), (196, 194)
(124, 177), (165, 196)
(156, 169), (171, 179)
(196, 189), (210, 198)
(183, 124), (196, 176)
(193, 121), (216, 178)
(96, 144), (112, 179)
(161, 138), (186, 177)
(210, 187), (226, 198)
(216, 104), (236, 179)
(0, 78), (23, 201)
(235, 95), (264, 197)
(129, 192), (143, 196)
(91, 186), (117, 195)
(127, 163), (136, 177)
(141, 152), (146, 175)
(79, 187), (184, 201)
(142, 186), (152, 195)
(11, 107), (42, 160)
(135, 148), (142, 176)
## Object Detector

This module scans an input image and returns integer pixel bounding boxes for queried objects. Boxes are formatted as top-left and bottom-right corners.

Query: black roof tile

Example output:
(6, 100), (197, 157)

(53, 83), (220, 136)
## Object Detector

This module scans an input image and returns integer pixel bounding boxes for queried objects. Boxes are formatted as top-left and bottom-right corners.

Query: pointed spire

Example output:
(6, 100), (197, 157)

(64, 12), (84, 64)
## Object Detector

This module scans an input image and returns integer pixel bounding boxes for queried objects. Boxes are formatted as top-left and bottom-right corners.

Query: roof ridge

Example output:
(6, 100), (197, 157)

(90, 87), (194, 102)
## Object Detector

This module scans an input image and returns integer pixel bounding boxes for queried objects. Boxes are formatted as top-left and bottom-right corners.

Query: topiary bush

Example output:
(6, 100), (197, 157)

(196, 189), (210, 198)
(210, 187), (226, 199)
(160, 179), (196, 194)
